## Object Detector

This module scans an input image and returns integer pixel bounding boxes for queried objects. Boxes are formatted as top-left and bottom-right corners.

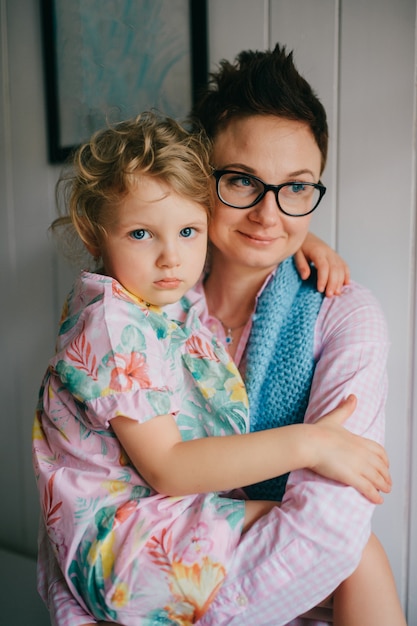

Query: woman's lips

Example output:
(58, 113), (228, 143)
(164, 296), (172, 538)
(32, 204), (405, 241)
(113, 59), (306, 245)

(238, 231), (280, 245)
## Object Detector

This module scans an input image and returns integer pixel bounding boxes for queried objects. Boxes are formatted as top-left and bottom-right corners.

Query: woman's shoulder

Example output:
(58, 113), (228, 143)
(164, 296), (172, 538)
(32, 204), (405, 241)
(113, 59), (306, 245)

(323, 279), (385, 313)
(318, 279), (388, 340)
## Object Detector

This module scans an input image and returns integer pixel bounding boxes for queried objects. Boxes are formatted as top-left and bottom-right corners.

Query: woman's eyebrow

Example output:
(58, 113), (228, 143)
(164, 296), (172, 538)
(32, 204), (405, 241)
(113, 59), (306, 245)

(217, 163), (257, 174)
(287, 169), (316, 179)
(216, 165), (317, 180)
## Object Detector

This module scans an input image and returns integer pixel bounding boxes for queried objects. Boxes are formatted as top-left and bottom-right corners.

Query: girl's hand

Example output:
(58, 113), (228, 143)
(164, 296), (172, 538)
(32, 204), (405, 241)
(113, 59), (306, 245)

(295, 232), (350, 297)
(309, 395), (391, 503)
(112, 398), (389, 501)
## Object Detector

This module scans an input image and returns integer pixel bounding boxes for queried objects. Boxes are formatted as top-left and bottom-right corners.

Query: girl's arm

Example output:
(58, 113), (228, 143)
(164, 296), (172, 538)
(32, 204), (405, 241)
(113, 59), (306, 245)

(111, 394), (391, 504)
(295, 232), (350, 297)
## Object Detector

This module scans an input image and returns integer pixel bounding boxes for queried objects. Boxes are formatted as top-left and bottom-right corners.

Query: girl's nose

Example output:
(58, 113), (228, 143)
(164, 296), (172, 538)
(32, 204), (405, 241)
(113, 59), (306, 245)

(156, 244), (181, 268)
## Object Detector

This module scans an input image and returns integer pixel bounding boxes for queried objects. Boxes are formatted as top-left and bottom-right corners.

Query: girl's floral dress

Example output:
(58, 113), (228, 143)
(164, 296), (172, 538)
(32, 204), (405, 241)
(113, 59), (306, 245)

(32, 271), (249, 625)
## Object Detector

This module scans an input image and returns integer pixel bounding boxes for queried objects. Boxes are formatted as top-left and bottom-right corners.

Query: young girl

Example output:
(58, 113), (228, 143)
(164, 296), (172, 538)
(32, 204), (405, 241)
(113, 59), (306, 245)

(32, 112), (398, 626)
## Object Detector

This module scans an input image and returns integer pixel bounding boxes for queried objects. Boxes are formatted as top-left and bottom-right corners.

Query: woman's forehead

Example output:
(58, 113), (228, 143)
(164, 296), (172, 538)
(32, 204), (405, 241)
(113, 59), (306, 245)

(212, 115), (322, 178)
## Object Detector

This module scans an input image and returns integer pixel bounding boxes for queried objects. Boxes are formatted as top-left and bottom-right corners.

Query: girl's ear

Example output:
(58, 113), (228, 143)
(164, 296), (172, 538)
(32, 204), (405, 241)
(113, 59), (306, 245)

(76, 217), (101, 259)
(84, 241), (101, 259)
(83, 233), (102, 260)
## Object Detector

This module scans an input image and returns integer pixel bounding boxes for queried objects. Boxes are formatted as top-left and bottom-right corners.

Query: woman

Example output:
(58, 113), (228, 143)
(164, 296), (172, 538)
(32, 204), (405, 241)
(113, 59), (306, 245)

(188, 44), (398, 624)
(38, 45), (404, 625)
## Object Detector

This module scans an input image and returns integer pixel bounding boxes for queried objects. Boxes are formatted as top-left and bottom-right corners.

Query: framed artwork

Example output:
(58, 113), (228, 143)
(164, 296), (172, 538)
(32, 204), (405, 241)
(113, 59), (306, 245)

(41, 0), (208, 163)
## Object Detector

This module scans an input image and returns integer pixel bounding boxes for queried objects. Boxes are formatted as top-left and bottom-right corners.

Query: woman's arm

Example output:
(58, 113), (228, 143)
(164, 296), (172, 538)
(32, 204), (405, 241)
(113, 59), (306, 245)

(295, 231), (350, 296)
(111, 394), (390, 504)
(259, 282), (390, 619)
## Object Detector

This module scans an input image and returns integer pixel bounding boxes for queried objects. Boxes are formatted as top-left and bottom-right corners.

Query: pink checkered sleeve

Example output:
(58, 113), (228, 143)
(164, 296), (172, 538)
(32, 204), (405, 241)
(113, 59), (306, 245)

(199, 281), (389, 626)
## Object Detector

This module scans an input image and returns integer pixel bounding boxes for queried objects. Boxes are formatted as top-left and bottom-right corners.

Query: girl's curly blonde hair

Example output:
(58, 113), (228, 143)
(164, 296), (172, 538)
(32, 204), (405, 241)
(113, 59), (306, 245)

(52, 111), (213, 267)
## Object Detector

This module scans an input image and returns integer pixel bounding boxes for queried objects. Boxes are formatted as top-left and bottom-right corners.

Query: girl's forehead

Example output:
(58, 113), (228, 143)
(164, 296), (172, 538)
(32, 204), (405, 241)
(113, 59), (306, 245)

(120, 181), (207, 218)
(128, 174), (211, 216)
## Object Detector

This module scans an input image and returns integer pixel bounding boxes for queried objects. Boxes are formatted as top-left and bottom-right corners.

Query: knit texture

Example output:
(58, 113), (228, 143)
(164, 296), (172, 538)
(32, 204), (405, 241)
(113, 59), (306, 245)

(244, 257), (324, 501)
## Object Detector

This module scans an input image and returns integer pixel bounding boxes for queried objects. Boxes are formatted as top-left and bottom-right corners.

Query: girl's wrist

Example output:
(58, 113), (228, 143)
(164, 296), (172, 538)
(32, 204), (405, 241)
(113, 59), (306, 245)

(299, 423), (320, 471)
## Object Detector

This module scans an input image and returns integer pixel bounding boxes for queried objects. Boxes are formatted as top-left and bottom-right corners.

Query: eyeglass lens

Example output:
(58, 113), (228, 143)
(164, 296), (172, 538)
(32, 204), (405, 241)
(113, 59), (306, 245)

(217, 172), (323, 215)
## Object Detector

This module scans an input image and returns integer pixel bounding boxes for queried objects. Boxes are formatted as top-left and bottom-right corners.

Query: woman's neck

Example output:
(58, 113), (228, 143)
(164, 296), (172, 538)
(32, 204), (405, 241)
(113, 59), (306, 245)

(204, 257), (273, 328)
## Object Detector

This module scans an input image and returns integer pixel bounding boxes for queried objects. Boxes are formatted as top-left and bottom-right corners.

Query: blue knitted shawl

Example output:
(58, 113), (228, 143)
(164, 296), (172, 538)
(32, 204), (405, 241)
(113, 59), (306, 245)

(244, 257), (324, 501)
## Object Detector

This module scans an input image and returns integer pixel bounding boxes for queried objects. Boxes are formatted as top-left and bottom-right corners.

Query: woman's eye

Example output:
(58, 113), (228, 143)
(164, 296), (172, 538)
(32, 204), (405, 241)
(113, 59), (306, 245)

(289, 183), (307, 194)
(180, 227), (195, 238)
(232, 175), (254, 188)
(130, 229), (150, 240)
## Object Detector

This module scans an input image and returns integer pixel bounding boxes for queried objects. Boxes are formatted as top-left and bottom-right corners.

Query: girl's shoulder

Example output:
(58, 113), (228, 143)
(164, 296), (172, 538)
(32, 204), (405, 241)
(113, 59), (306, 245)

(50, 273), (180, 407)
(55, 271), (172, 356)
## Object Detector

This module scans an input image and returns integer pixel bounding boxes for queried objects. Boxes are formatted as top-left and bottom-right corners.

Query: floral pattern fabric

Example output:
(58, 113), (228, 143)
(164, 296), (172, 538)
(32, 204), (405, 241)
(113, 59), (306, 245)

(33, 271), (248, 625)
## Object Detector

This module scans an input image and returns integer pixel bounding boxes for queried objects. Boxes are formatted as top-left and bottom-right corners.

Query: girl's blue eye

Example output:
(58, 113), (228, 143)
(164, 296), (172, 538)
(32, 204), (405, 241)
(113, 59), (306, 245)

(130, 229), (150, 240)
(180, 227), (195, 238)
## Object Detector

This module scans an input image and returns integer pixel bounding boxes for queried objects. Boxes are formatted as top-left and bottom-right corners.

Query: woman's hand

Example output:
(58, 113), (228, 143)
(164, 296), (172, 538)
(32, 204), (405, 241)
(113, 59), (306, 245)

(309, 395), (391, 503)
(295, 232), (350, 297)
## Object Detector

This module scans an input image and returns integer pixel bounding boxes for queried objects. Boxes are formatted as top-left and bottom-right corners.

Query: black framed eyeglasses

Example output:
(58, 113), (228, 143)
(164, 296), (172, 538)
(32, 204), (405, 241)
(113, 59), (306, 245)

(213, 170), (326, 217)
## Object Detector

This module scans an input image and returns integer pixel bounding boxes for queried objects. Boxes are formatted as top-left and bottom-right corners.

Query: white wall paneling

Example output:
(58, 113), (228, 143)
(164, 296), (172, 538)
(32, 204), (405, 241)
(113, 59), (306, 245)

(337, 2), (416, 610)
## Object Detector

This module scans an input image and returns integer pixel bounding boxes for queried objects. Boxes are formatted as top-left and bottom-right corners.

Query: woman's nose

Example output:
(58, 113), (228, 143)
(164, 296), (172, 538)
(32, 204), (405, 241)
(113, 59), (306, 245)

(248, 189), (280, 226)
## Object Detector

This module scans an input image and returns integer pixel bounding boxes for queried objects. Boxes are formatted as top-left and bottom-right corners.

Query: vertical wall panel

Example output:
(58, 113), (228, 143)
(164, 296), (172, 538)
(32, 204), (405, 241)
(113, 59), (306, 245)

(0, 0), (24, 551)
(208, 0), (269, 67)
(337, 0), (415, 610)
(269, 0), (339, 246)
(0, 0), (58, 554)
(408, 31), (417, 623)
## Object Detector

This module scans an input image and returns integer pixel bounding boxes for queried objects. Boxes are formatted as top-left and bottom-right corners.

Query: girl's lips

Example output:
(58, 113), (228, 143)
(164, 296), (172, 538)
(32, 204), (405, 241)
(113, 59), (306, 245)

(154, 278), (181, 289)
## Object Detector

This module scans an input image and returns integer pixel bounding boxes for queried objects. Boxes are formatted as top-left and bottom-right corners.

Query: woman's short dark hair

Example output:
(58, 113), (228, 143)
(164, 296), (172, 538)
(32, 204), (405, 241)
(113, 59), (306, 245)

(190, 44), (328, 171)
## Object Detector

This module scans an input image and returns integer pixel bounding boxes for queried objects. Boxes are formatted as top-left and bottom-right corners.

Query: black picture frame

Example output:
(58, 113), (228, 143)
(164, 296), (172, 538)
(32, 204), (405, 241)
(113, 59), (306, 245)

(41, 0), (208, 163)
